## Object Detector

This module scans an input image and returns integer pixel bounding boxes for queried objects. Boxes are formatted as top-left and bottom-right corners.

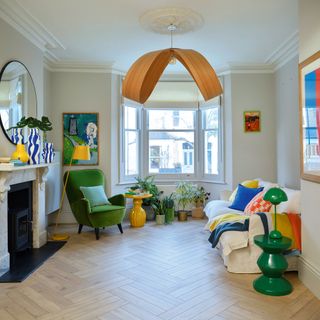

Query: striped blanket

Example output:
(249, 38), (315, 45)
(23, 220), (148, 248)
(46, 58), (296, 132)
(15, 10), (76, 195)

(208, 212), (301, 251)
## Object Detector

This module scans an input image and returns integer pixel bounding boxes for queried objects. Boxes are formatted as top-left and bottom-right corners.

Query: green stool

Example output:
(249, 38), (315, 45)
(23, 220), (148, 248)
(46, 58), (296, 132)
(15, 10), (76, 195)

(253, 235), (292, 296)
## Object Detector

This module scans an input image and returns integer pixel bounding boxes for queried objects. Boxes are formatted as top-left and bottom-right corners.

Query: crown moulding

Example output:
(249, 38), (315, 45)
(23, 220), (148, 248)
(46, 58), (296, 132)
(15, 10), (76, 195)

(122, 48), (223, 104)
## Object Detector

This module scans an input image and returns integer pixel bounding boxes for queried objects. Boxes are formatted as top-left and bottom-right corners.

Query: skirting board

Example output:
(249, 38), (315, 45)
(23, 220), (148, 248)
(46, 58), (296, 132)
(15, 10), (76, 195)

(298, 256), (320, 299)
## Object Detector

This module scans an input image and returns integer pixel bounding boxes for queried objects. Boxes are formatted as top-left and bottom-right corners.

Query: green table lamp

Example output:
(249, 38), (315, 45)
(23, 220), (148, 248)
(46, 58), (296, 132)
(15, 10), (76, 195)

(253, 187), (292, 296)
(263, 187), (288, 239)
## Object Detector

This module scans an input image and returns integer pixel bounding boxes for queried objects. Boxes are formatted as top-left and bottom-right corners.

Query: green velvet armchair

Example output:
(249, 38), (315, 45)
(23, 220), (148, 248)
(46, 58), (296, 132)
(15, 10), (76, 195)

(64, 169), (126, 240)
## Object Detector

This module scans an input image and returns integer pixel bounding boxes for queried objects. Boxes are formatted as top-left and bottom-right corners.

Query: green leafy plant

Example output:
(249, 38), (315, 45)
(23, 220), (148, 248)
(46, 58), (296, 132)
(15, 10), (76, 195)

(163, 193), (174, 209)
(130, 175), (161, 206)
(173, 181), (195, 211)
(151, 198), (167, 216)
(8, 116), (53, 142)
(193, 186), (210, 205)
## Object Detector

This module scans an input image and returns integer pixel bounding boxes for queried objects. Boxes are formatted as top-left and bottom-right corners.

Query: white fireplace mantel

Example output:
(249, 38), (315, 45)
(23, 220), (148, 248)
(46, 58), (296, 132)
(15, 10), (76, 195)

(0, 163), (50, 276)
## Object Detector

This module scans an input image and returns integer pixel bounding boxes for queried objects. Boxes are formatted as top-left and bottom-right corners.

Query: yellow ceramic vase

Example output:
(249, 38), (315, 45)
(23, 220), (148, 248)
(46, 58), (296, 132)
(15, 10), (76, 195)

(11, 143), (29, 163)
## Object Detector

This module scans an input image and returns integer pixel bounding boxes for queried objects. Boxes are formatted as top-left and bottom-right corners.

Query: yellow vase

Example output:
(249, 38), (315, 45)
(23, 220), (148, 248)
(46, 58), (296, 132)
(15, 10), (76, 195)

(11, 143), (29, 163)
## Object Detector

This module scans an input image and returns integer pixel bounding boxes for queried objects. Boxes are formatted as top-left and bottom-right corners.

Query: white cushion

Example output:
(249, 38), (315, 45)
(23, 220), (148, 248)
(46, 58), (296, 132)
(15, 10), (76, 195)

(204, 200), (242, 220)
(276, 188), (301, 213)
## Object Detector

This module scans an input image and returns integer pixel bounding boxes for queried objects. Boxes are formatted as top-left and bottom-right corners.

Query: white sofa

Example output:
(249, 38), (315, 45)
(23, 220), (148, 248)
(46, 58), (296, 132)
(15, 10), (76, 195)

(204, 180), (301, 273)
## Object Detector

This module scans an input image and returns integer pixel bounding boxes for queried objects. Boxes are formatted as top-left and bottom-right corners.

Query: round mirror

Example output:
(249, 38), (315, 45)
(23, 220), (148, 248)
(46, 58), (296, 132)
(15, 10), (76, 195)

(0, 60), (37, 144)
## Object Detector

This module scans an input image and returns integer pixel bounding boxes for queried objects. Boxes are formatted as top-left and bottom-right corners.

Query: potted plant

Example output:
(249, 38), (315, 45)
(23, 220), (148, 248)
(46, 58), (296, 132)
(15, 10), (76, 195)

(152, 198), (167, 225)
(8, 116), (53, 164)
(192, 186), (210, 219)
(173, 181), (195, 221)
(163, 194), (175, 224)
(130, 175), (161, 221)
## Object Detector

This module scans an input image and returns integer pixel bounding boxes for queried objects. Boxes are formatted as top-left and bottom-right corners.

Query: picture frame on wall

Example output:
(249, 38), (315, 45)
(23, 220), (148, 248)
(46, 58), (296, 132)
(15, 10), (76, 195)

(299, 51), (320, 183)
(63, 112), (99, 165)
(244, 111), (260, 132)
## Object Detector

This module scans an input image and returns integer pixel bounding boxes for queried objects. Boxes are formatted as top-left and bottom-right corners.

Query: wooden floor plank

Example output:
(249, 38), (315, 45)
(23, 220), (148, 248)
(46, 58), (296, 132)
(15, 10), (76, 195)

(0, 220), (318, 320)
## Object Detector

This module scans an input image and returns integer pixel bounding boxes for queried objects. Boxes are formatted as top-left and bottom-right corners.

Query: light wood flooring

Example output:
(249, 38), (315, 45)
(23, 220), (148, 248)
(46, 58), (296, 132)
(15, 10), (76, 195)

(0, 220), (319, 320)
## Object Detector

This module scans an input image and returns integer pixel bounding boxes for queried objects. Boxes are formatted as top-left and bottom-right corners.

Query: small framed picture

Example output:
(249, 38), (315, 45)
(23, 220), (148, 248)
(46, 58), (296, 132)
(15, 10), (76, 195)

(244, 111), (261, 132)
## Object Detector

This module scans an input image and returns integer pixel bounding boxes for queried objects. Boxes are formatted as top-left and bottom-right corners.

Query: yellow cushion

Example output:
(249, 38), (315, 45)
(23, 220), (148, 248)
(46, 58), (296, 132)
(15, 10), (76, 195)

(229, 180), (259, 202)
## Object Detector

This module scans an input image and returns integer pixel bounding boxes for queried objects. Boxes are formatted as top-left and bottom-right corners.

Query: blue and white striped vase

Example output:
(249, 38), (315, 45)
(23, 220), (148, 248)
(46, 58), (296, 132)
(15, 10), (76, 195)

(11, 128), (24, 144)
(42, 142), (55, 163)
(27, 128), (41, 164)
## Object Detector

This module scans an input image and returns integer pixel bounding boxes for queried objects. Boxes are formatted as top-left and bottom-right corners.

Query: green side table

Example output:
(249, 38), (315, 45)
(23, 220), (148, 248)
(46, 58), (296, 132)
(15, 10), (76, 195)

(253, 235), (293, 296)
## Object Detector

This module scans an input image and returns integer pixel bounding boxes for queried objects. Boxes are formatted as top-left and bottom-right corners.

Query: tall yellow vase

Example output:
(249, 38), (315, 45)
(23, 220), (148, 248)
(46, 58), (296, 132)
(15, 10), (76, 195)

(11, 143), (29, 163)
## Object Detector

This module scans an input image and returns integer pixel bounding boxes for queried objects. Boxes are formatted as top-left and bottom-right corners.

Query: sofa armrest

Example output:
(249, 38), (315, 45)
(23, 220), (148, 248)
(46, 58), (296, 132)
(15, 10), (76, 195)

(248, 214), (266, 245)
(108, 194), (126, 207)
(220, 190), (232, 201)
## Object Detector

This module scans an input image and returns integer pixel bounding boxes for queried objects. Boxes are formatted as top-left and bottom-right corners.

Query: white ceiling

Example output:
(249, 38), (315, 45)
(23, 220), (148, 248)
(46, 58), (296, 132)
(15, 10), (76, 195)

(11, 0), (298, 73)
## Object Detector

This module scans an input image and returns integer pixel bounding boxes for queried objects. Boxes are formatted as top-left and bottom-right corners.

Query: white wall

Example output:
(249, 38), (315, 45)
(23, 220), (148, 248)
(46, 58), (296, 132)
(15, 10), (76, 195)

(275, 56), (300, 189)
(230, 73), (277, 186)
(298, 0), (320, 299)
(0, 17), (44, 156)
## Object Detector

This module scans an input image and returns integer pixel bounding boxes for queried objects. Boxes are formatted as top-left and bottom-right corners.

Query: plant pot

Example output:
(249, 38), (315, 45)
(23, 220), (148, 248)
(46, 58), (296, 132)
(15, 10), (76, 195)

(27, 128), (41, 164)
(165, 207), (175, 224)
(195, 200), (204, 208)
(156, 214), (165, 225)
(142, 205), (155, 221)
(178, 210), (188, 221)
(192, 206), (204, 219)
(42, 142), (55, 163)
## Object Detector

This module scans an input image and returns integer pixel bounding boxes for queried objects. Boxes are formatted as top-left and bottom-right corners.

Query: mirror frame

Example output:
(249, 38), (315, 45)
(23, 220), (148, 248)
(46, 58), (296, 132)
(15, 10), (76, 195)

(0, 60), (38, 145)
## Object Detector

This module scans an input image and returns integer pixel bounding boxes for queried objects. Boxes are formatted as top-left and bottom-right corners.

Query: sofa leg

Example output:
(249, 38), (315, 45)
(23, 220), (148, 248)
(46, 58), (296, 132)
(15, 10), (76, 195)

(78, 224), (83, 234)
(117, 223), (123, 234)
(95, 228), (100, 240)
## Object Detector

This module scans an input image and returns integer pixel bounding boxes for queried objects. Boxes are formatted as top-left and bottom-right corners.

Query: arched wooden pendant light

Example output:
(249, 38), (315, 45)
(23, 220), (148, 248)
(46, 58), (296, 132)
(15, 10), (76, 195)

(122, 8), (223, 104)
(122, 48), (223, 104)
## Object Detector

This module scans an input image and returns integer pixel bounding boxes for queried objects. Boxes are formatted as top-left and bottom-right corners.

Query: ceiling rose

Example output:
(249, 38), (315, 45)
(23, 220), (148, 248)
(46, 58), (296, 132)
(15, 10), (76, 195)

(139, 7), (204, 34)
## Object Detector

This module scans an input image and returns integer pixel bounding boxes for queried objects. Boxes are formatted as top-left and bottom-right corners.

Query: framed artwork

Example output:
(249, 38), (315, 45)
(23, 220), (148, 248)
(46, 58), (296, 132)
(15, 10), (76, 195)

(63, 112), (99, 165)
(244, 111), (260, 132)
(299, 51), (320, 183)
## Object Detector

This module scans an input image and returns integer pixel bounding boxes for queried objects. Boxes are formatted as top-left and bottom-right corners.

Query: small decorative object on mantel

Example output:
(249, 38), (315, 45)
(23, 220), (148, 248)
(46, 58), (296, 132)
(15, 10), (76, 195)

(244, 111), (261, 132)
(11, 143), (29, 163)
(8, 116), (53, 164)
(11, 128), (24, 144)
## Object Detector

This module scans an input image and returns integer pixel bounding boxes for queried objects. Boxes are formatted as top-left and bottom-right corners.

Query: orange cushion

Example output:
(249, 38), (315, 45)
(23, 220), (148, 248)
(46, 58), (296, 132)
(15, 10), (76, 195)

(244, 191), (272, 215)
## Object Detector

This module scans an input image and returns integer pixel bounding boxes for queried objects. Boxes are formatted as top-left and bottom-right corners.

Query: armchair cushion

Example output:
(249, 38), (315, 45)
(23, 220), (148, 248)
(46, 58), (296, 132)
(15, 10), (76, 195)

(80, 185), (111, 207)
(91, 204), (125, 214)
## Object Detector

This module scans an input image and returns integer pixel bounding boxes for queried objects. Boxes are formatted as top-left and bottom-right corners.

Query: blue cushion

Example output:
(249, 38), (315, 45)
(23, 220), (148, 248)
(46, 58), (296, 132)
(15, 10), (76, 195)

(80, 185), (110, 207)
(229, 184), (264, 211)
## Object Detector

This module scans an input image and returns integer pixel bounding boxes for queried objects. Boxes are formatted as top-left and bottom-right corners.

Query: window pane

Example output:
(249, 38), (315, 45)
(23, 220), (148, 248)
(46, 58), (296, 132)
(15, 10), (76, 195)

(149, 131), (194, 174)
(124, 106), (137, 129)
(203, 108), (219, 129)
(148, 110), (195, 130)
(205, 130), (218, 175)
(125, 131), (138, 175)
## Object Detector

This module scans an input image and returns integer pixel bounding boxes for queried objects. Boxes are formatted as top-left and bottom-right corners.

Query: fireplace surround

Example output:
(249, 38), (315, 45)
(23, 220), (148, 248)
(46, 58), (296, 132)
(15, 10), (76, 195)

(0, 164), (49, 276)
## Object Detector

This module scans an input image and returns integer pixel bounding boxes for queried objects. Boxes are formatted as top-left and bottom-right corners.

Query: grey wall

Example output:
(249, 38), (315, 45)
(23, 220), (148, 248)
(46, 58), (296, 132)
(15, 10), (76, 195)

(0, 17), (44, 156)
(231, 73), (277, 186)
(298, 0), (320, 299)
(275, 56), (300, 189)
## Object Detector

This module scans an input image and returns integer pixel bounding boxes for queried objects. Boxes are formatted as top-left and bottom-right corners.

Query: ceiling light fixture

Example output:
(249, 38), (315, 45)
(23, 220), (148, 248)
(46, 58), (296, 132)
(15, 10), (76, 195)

(122, 8), (223, 104)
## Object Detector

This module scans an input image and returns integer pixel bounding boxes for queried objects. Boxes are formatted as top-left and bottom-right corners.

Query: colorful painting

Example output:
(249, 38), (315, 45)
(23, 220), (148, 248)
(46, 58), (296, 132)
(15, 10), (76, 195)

(244, 111), (260, 132)
(300, 51), (320, 183)
(63, 113), (99, 165)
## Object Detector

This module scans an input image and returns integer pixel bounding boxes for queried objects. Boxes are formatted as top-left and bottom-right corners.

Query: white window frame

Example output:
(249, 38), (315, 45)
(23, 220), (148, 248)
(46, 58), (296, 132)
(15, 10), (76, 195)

(200, 96), (224, 183)
(143, 108), (198, 181)
(119, 100), (142, 183)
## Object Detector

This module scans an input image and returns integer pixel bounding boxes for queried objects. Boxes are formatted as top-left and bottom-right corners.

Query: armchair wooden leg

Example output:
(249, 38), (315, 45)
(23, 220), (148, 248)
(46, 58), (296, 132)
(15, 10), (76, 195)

(95, 228), (100, 240)
(117, 223), (123, 234)
(78, 224), (83, 234)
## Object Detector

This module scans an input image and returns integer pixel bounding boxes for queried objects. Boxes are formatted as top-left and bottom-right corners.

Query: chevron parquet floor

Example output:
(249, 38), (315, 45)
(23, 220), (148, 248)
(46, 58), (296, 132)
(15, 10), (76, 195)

(0, 220), (319, 320)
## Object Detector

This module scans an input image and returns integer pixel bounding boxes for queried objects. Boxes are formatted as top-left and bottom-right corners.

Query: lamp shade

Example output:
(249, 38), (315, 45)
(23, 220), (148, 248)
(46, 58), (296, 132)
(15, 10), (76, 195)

(72, 145), (90, 161)
(263, 187), (288, 205)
